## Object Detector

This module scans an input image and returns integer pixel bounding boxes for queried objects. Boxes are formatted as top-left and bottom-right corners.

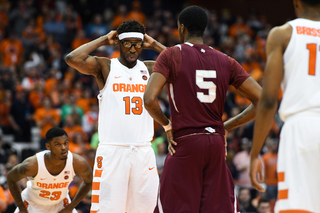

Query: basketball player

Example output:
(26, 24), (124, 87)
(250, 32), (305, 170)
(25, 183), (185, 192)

(7, 127), (92, 213)
(250, 0), (320, 212)
(65, 20), (166, 213)
(144, 6), (262, 213)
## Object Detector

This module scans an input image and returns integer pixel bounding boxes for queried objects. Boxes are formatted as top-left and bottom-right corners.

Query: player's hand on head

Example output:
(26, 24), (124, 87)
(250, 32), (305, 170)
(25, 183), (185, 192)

(166, 129), (177, 156)
(249, 156), (265, 192)
(105, 30), (119, 46)
(142, 33), (155, 49)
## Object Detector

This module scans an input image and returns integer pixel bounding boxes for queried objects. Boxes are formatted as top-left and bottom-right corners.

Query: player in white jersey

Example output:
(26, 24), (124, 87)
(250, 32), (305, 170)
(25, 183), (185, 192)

(7, 127), (92, 213)
(250, 0), (320, 212)
(65, 20), (166, 213)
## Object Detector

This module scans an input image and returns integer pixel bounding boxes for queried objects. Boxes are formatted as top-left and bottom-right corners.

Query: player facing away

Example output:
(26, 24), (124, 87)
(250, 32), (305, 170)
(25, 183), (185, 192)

(65, 20), (166, 213)
(250, 0), (320, 212)
(144, 5), (261, 213)
(7, 127), (93, 213)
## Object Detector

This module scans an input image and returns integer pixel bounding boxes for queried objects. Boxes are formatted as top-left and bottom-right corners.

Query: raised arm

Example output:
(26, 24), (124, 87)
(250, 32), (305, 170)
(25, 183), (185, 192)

(7, 156), (38, 213)
(250, 24), (291, 192)
(143, 33), (167, 74)
(61, 154), (93, 213)
(143, 33), (166, 54)
(65, 30), (119, 89)
(223, 76), (262, 131)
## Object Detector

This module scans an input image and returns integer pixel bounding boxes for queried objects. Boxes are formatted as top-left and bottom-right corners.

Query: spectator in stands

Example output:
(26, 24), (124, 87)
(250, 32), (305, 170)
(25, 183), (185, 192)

(63, 114), (87, 143)
(0, 185), (7, 213)
(0, 90), (13, 136)
(0, 32), (24, 67)
(262, 138), (278, 200)
(8, 0), (35, 37)
(72, 29), (90, 50)
(126, 1), (146, 25)
(155, 141), (167, 177)
(9, 90), (34, 142)
(233, 138), (253, 188)
(238, 187), (257, 213)
(61, 94), (83, 123)
(86, 14), (108, 39)
(90, 121), (99, 150)
(33, 97), (61, 150)
(112, 4), (127, 29)
(82, 103), (98, 136)
(257, 197), (272, 213)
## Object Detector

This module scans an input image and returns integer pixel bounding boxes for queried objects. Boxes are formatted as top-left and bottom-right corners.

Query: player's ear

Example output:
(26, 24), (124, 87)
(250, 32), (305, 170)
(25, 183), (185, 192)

(46, 142), (51, 150)
(181, 24), (185, 34)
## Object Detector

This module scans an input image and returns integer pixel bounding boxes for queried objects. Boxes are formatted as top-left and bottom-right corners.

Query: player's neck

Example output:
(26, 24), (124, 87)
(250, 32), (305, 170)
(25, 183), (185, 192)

(299, 8), (320, 21)
(46, 152), (66, 166)
(185, 36), (204, 45)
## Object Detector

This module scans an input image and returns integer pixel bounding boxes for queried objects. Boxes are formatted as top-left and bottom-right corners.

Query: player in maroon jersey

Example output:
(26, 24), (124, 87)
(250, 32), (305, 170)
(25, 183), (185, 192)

(144, 5), (262, 213)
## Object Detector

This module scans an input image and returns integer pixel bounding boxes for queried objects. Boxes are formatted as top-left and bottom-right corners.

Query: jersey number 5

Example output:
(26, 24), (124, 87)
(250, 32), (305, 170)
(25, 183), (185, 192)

(196, 70), (217, 103)
(307, 43), (318, 76)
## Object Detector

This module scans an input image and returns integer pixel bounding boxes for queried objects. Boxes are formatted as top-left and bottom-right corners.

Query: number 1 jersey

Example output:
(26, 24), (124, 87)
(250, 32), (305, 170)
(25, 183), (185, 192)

(153, 43), (249, 135)
(280, 18), (320, 121)
(97, 58), (153, 145)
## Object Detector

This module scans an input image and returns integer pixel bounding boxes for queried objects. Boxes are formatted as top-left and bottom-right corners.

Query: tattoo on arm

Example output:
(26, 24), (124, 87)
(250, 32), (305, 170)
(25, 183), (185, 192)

(145, 62), (155, 75)
(17, 163), (29, 176)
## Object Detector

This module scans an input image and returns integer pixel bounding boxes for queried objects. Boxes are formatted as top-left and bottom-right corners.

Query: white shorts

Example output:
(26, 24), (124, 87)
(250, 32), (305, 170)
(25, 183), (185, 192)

(275, 112), (320, 213)
(14, 195), (77, 213)
(90, 143), (159, 213)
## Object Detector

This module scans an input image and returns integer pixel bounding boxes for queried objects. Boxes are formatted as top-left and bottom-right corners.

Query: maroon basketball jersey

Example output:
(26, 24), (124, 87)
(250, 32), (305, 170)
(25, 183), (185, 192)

(153, 42), (249, 135)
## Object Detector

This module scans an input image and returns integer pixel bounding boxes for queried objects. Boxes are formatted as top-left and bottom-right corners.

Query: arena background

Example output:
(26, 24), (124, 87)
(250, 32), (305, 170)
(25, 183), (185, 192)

(0, 0), (295, 212)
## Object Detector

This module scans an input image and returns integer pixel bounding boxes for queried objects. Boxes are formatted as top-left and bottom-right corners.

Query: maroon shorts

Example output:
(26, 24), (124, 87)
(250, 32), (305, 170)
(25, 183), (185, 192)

(154, 133), (239, 213)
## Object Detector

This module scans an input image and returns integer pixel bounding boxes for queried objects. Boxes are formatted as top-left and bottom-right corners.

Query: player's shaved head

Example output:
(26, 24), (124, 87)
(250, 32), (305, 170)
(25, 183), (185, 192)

(301, 0), (320, 6)
(117, 19), (145, 35)
(46, 127), (68, 143)
(178, 5), (208, 37)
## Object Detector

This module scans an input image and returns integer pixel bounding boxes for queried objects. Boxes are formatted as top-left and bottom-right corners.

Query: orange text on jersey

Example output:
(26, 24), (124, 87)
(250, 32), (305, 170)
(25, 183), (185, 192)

(296, 26), (320, 37)
(37, 182), (69, 189)
(113, 83), (147, 93)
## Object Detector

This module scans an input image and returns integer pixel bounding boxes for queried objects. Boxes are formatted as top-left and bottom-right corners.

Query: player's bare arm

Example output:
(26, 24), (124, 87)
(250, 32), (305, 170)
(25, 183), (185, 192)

(224, 76), (262, 132)
(250, 24), (292, 192)
(7, 156), (38, 213)
(144, 72), (177, 156)
(144, 61), (156, 75)
(143, 33), (166, 53)
(143, 33), (166, 74)
(60, 154), (93, 213)
(65, 31), (118, 90)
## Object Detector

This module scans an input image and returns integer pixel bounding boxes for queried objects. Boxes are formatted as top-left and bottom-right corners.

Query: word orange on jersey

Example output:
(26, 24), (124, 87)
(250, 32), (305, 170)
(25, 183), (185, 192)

(113, 83), (147, 93)
(36, 182), (69, 189)
(296, 26), (320, 37)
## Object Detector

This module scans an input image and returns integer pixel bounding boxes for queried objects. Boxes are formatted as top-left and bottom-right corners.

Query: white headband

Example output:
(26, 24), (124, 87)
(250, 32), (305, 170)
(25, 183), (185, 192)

(118, 32), (144, 41)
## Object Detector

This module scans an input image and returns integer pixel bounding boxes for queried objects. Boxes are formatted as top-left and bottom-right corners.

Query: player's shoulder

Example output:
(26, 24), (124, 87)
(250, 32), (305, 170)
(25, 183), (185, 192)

(71, 153), (87, 165)
(23, 154), (38, 165)
(268, 24), (292, 44)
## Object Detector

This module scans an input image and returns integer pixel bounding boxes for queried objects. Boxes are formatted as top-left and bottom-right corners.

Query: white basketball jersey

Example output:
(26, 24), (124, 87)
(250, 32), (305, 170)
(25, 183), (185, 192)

(21, 150), (75, 205)
(97, 58), (153, 145)
(279, 18), (320, 121)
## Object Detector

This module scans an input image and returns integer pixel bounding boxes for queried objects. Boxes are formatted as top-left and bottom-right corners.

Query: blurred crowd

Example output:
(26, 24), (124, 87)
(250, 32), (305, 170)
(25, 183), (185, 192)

(0, 0), (284, 212)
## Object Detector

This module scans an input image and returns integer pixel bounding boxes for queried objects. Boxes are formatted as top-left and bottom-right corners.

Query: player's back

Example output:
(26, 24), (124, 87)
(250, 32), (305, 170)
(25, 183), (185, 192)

(280, 18), (320, 121)
(165, 43), (248, 136)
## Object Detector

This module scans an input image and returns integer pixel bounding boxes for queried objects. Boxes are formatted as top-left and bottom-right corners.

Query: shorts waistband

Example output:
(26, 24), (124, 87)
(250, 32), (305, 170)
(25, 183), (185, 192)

(285, 108), (320, 121)
(98, 142), (151, 147)
(173, 126), (225, 139)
